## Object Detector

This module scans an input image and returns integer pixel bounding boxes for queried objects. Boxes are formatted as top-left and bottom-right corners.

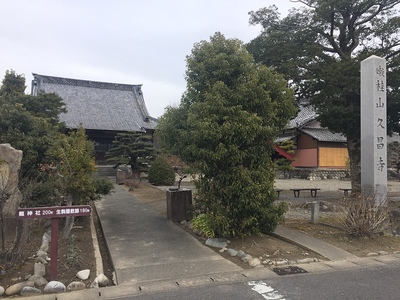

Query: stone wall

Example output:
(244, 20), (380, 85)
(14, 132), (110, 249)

(277, 168), (398, 181)
(276, 169), (349, 180)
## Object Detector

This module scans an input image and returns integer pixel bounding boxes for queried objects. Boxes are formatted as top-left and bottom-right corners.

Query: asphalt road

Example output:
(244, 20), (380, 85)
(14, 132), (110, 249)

(119, 263), (400, 300)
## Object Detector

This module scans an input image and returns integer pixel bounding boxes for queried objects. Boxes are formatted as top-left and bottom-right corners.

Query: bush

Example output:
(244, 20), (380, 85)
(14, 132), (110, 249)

(148, 156), (175, 186)
(336, 195), (389, 237)
(92, 177), (114, 196)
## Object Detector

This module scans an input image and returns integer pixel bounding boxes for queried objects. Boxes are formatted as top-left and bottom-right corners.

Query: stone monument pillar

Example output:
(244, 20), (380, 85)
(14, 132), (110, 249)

(361, 55), (387, 205)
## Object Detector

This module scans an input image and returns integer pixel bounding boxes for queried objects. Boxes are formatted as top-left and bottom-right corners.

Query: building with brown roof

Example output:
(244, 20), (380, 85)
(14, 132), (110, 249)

(278, 101), (348, 169)
(32, 73), (158, 163)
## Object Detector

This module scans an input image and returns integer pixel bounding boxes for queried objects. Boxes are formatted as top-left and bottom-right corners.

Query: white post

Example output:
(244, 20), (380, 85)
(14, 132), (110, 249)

(361, 55), (387, 205)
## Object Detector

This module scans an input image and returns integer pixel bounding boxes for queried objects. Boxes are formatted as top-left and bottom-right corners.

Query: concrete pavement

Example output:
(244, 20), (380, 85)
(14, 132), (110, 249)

(95, 183), (361, 286)
(273, 226), (358, 261)
(94, 184), (242, 286)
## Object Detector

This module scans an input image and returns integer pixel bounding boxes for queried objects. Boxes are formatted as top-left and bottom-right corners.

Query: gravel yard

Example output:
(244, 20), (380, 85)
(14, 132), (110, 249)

(274, 178), (400, 220)
(275, 178), (400, 200)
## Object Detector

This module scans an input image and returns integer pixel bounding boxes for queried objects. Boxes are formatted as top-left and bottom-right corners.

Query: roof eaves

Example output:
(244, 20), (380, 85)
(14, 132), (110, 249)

(300, 127), (347, 142)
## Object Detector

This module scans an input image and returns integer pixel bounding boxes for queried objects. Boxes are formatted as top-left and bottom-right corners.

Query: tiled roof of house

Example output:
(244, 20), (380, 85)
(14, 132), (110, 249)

(32, 73), (158, 132)
(300, 127), (347, 143)
(284, 102), (347, 143)
(287, 104), (316, 129)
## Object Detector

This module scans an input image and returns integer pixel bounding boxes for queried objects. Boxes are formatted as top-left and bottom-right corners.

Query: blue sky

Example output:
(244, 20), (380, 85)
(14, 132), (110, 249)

(0, 1), (302, 118)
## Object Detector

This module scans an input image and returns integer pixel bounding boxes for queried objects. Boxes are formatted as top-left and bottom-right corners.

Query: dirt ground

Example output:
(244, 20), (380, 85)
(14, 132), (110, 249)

(1, 179), (399, 292)
(0, 203), (114, 293)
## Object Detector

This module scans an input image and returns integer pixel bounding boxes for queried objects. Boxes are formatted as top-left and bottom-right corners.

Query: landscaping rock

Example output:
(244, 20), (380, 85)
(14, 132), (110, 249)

(35, 256), (48, 264)
(237, 250), (246, 259)
(36, 250), (48, 258)
(91, 274), (110, 288)
(366, 252), (379, 257)
(227, 248), (238, 257)
(241, 254), (253, 263)
(0, 286), (4, 296)
(249, 258), (261, 268)
(44, 281), (66, 293)
(77, 269), (90, 280)
(34, 262), (46, 276)
(205, 238), (228, 249)
(20, 286), (41, 296)
(297, 258), (316, 264)
(94, 274), (109, 287)
(274, 259), (288, 266)
(0, 144), (23, 216)
(67, 281), (86, 291)
(378, 251), (389, 256)
(90, 280), (99, 288)
(40, 240), (49, 252)
(42, 232), (51, 244)
(28, 275), (48, 287)
(262, 259), (273, 265)
(5, 282), (25, 296)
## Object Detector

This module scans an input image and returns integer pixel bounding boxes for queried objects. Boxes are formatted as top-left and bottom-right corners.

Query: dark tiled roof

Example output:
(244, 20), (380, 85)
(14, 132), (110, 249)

(300, 127), (347, 142)
(32, 73), (158, 132)
(287, 104), (316, 129)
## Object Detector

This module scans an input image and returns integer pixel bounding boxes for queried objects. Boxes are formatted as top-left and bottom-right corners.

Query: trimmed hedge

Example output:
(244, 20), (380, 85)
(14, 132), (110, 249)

(148, 156), (175, 186)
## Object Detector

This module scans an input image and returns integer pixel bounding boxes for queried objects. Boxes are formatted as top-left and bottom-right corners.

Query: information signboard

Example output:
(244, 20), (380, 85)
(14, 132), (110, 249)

(16, 205), (92, 280)
(16, 205), (91, 219)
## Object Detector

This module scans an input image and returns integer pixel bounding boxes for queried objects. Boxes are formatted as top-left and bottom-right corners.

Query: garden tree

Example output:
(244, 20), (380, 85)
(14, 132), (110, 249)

(14, 93), (67, 126)
(157, 32), (297, 237)
(147, 155), (176, 186)
(106, 132), (156, 179)
(48, 127), (109, 238)
(0, 70), (66, 126)
(0, 103), (60, 179)
(0, 70), (26, 103)
(0, 71), (63, 179)
(156, 105), (189, 156)
(247, 1), (400, 193)
(275, 139), (296, 173)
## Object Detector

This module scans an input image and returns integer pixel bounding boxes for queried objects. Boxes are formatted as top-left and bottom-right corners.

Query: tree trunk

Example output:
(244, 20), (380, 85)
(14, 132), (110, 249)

(347, 136), (361, 194)
(62, 195), (74, 239)
(11, 219), (31, 263)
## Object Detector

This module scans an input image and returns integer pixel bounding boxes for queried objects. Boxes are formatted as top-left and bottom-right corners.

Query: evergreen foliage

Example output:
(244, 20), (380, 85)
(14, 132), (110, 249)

(106, 132), (156, 176)
(14, 93), (67, 126)
(0, 71), (62, 179)
(47, 127), (114, 238)
(148, 155), (176, 186)
(275, 139), (295, 171)
(157, 33), (296, 237)
(48, 127), (99, 204)
(0, 70), (26, 103)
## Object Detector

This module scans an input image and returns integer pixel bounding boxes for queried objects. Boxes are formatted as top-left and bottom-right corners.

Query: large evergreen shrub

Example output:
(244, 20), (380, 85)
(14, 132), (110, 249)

(148, 156), (176, 186)
(156, 33), (296, 237)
